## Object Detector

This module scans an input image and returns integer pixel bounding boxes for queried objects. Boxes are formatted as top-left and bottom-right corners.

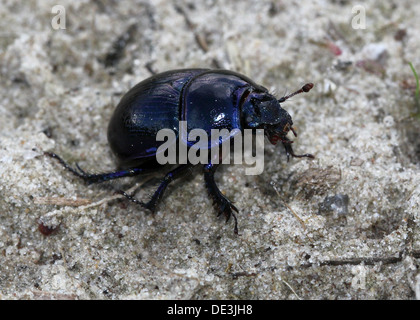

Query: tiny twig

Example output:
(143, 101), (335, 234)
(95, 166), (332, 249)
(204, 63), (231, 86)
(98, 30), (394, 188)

(282, 279), (302, 300)
(34, 197), (92, 206)
(408, 62), (420, 110)
(174, 4), (221, 69)
(36, 176), (156, 210)
(301, 250), (420, 268)
(78, 176), (155, 210)
(273, 186), (306, 229)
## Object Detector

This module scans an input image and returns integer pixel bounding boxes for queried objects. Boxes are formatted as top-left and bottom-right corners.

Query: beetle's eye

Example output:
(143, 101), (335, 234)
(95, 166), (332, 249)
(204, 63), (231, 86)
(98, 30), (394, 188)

(283, 123), (290, 133)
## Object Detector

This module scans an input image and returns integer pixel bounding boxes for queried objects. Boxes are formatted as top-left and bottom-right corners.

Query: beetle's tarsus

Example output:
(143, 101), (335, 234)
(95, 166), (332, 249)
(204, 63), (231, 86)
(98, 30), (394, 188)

(293, 153), (315, 159)
(117, 190), (162, 215)
(117, 190), (145, 205)
(282, 139), (315, 161)
(75, 163), (87, 175)
(204, 163), (239, 234)
(44, 151), (88, 180)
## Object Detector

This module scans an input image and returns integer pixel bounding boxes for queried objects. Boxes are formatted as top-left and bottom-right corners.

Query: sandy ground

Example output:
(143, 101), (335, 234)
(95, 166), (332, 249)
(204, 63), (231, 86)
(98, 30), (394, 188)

(1, 0), (420, 299)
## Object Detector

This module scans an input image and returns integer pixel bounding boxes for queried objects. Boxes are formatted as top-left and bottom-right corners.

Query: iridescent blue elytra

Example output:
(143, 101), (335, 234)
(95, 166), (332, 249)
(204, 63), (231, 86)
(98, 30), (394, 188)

(107, 69), (266, 166)
(46, 69), (314, 234)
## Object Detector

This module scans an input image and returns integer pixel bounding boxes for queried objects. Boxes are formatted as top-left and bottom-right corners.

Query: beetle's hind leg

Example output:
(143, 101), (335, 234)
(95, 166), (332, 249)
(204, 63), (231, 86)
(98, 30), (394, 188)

(203, 163), (238, 234)
(45, 152), (151, 184)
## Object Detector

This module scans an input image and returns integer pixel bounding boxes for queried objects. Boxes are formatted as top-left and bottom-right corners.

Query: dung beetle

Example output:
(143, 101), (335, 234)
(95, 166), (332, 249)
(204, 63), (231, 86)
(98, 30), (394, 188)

(46, 69), (314, 234)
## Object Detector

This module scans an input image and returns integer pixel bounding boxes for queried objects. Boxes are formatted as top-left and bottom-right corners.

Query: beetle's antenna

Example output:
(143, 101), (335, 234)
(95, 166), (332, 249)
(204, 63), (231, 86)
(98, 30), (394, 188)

(278, 83), (314, 103)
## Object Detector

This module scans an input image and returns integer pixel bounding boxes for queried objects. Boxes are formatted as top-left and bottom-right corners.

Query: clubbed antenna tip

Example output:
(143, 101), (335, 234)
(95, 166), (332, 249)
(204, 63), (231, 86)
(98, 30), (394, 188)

(278, 83), (314, 103)
(302, 83), (314, 92)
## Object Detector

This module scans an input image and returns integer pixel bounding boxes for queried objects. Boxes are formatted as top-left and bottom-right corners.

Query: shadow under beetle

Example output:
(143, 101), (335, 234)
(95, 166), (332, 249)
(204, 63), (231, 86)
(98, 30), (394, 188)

(46, 69), (314, 234)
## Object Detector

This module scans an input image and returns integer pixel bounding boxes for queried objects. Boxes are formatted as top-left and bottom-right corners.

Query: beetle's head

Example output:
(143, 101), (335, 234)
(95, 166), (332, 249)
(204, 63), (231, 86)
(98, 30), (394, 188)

(264, 108), (295, 145)
(242, 83), (313, 145)
(242, 95), (293, 144)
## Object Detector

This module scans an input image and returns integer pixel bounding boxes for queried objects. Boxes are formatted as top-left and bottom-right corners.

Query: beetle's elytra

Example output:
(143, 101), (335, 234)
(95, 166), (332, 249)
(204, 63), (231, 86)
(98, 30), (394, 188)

(46, 69), (314, 234)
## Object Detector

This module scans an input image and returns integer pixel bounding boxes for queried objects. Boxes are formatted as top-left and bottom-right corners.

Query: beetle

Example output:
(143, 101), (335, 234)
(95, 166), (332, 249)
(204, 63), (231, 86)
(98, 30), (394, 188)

(46, 69), (314, 234)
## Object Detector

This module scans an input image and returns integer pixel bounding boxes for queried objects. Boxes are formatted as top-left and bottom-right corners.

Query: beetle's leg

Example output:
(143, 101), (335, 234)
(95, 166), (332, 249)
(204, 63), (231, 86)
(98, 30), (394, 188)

(117, 189), (145, 206)
(281, 138), (315, 162)
(203, 163), (238, 234)
(45, 152), (153, 184)
(140, 164), (194, 213)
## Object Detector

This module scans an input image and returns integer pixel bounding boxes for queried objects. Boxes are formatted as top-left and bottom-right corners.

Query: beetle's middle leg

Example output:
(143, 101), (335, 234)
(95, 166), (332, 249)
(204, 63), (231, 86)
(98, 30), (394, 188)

(120, 164), (194, 213)
(203, 163), (238, 234)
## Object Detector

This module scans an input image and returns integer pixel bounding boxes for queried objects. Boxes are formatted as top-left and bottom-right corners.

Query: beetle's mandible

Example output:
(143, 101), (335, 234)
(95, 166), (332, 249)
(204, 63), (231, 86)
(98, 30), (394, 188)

(46, 69), (314, 234)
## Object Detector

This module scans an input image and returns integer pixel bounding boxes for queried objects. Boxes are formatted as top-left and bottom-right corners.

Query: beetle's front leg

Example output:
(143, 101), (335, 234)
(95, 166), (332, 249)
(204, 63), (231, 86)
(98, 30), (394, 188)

(203, 163), (238, 234)
(281, 138), (315, 162)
